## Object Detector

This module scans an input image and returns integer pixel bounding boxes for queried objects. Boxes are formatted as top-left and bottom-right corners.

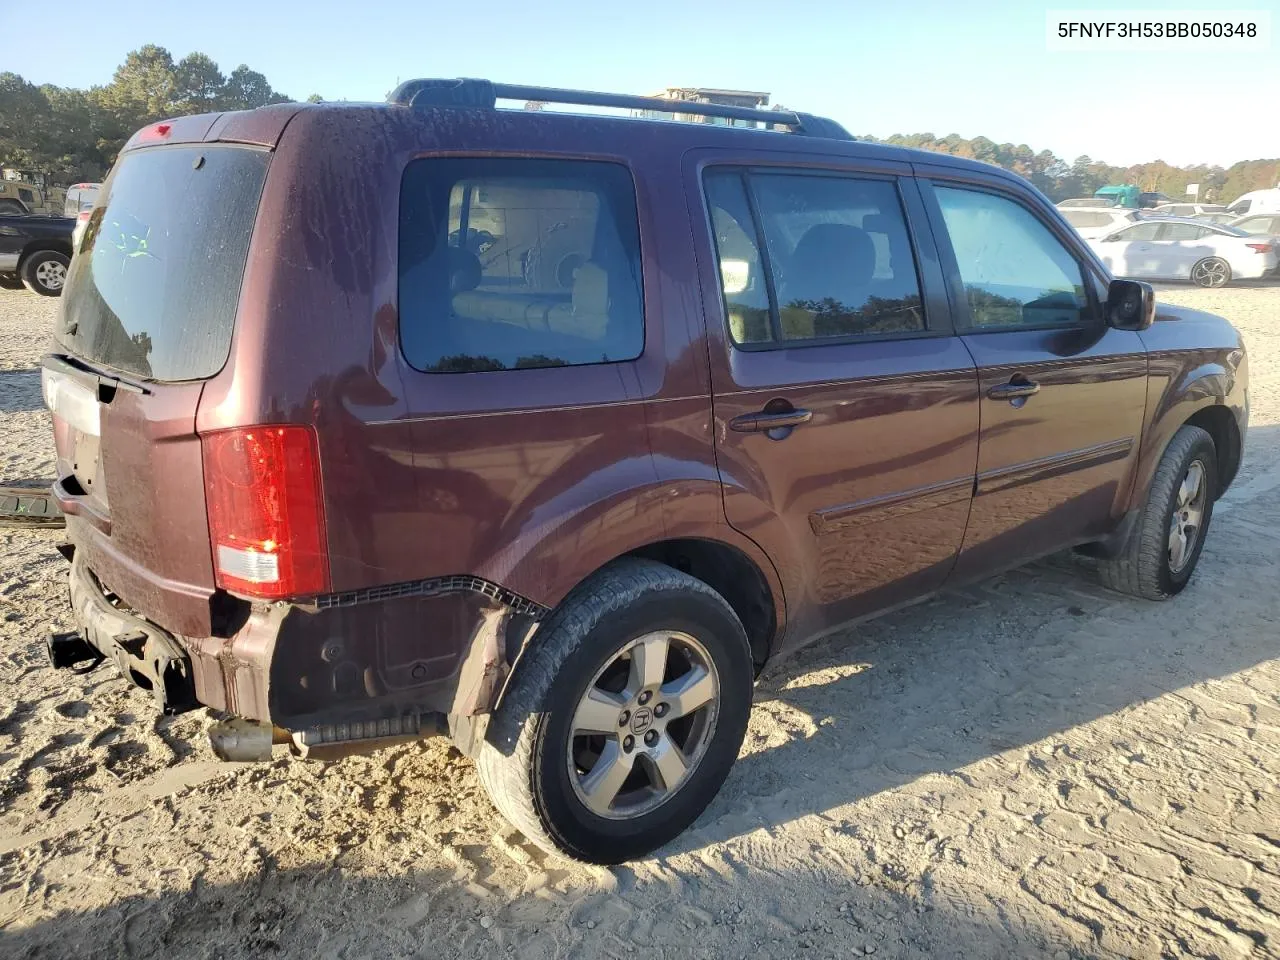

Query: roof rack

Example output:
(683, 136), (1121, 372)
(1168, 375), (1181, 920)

(386, 78), (852, 141)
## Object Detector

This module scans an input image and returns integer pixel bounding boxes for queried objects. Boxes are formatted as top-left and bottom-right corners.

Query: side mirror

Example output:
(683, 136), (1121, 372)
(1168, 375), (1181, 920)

(1105, 278), (1155, 331)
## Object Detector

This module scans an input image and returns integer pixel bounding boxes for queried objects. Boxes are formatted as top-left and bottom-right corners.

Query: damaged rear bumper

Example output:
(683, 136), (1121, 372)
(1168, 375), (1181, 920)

(55, 548), (543, 755)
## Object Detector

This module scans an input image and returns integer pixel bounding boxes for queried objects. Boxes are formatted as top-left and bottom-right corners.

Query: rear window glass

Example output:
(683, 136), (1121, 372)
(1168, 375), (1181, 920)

(398, 158), (644, 373)
(57, 145), (269, 382)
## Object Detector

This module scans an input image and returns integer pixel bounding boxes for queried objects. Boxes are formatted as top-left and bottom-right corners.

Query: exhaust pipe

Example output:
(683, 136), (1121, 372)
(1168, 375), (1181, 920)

(207, 717), (279, 762)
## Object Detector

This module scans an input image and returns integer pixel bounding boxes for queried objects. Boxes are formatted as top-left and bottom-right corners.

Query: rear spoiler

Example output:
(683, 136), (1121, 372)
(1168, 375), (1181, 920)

(121, 103), (304, 153)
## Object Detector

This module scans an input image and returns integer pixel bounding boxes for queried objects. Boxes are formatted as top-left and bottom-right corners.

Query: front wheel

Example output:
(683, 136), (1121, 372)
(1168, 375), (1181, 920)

(21, 250), (70, 296)
(1099, 425), (1217, 599)
(476, 559), (754, 863)
(1191, 257), (1230, 288)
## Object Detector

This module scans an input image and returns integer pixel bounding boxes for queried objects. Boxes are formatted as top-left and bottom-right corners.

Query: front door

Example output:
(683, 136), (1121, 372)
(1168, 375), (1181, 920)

(919, 176), (1148, 581)
(688, 154), (981, 644)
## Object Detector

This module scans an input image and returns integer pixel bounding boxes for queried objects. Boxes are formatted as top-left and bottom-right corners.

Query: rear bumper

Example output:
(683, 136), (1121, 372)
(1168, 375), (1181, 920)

(59, 549), (542, 748)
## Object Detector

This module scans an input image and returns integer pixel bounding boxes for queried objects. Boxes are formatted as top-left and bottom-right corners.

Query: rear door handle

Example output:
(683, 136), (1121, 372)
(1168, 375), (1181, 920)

(729, 409), (813, 433)
(987, 378), (1040, 401)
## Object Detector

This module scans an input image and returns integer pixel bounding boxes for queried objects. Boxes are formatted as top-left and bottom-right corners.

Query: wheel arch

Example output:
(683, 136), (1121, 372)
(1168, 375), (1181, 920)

(18, 241), (73, 271)
(622, 537), (779, 671)
(1184, 404), (1242, 496)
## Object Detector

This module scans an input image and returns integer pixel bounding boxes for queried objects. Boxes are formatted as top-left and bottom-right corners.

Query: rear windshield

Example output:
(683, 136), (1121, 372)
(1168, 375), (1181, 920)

(57, 144), (269, 381)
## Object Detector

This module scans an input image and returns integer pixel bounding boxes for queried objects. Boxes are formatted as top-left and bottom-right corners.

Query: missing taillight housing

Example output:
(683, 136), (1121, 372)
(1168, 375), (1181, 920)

(202, 426), (329, 599)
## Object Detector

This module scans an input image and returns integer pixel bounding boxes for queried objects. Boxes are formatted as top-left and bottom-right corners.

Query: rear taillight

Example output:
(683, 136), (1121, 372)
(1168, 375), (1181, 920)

(202, 426), (329, 599)
(1246, 243), (1273, 254)
(77, 210), (90, 222)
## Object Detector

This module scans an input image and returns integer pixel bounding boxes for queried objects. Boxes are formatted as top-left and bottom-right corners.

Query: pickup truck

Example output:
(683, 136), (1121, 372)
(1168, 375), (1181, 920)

(0, 214), (75, 296)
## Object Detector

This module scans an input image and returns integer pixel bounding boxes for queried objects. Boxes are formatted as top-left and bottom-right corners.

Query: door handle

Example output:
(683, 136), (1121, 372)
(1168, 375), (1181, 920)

(729, 408), (813, 433)
(987, 378), (1040, 401)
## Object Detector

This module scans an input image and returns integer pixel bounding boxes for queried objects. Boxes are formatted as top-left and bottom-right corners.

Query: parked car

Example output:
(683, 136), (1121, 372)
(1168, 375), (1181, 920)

(1059, 206), (1144, 239)
(42, 81), (1249, 863)
(0, 213), (75, 294)
(62, 182), (101, 219)
(1225, 187), (1280, 217)
(1196, 212), (1239, 226)
(70, 201), (92, 251)
(1089, 217), (1277, 286)
(1151, 202), (1227, 218)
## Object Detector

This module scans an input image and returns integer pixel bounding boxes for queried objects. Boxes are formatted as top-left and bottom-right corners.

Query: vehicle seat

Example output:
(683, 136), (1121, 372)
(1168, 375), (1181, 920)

(779, 223), (876, 338)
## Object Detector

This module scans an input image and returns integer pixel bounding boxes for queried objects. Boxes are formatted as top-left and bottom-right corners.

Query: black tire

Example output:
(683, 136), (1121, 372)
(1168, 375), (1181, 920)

(1099, 425), (1217, 600)
(476, 558), (753, 863)
(21, 250), (70, 297)
(0, 273), (22, 290)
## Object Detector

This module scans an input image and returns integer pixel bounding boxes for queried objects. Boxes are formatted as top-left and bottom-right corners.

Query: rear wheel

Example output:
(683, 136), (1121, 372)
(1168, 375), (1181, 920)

(476, 559), (754, 863)
(1190, 257), (1230, 288)
(1099, 425), (1217, 599)
(21, 250), (70, 296)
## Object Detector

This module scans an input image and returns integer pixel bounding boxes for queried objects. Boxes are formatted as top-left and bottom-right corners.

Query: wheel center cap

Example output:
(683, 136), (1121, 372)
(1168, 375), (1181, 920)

(630, 707), (653, 734)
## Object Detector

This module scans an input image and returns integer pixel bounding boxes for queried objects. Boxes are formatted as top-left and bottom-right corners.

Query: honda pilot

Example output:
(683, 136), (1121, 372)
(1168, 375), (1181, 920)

(43, 79), (1247, 863)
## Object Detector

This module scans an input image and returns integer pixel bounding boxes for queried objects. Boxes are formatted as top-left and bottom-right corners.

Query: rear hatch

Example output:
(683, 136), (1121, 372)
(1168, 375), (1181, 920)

(45, 141), (271, 637)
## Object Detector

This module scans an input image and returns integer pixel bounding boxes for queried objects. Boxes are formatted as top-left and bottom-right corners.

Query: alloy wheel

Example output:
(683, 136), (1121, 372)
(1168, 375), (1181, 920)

(1168, 459), (1208, 574)
(567, 630), (720, 820)
(35, 259), (67, 292)
(1191, 258), (1229, 288)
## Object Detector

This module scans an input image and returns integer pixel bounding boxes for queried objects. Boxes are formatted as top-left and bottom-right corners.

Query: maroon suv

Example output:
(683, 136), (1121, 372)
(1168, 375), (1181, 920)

(43, 80), (1247, 863)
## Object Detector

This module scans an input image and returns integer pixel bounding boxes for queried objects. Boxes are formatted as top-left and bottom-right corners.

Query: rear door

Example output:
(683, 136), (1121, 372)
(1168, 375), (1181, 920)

(44, 141), (272, 637)
(918, 172), (1148, 580)
(687, 151), (980, 642)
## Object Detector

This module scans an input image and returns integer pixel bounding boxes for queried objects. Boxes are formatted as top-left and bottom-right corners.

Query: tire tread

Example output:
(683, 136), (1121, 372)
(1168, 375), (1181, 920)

(476, 558), (745, 862)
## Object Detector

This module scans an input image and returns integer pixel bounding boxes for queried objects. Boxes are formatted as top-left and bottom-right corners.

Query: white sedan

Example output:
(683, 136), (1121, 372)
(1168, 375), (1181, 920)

(1088, 217), (1279, 287)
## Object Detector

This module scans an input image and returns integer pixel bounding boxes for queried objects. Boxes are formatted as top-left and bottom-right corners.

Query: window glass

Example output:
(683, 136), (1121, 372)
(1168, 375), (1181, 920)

(935, 186), (1088, 329)
(1158, 222), (1209, 240)
(399, 159), (643, 372)
(1235, 217), (1273, 235)
(1111, 222), (1162, 241)
(704, 173), (773, 344)
(1063, 211), (1109, 228)
(57, 145), (269, 381)
(18, 188), (34, 203)
(749, 174), (924, 341)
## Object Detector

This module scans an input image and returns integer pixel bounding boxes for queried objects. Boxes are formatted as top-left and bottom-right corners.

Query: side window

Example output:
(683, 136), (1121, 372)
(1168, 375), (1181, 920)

(1236, 217), (1272, 235)
(704, 171), (925, 345)
(1112, 222), (1162, 241)
(1158, 222), (1208, 241)
(935, 186), (1088, 330)
(1063, 211), (1107, 228)
(753, 175), (925, 340)
(704, 173), (773, 344)
(398, 159), (643, 372)
(18, 188), (34, 203)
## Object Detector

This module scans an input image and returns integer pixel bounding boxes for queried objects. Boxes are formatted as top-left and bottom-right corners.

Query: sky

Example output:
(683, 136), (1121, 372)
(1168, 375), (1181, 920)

(5, 0), (1278, 168)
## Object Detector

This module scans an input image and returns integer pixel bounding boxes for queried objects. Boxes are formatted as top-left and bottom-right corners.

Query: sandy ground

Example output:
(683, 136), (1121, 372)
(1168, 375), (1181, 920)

(1, 283), (1278, 960)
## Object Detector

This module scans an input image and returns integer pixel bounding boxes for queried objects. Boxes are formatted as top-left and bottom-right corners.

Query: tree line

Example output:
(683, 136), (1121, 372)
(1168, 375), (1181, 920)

(2, 47), (1277, 204)
(0, 46), (320, 183)
(860, 132), (1278, 204)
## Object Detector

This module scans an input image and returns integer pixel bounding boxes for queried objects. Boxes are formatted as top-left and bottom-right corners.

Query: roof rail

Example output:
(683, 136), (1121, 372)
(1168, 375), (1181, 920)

(386, 78), (852, 140)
